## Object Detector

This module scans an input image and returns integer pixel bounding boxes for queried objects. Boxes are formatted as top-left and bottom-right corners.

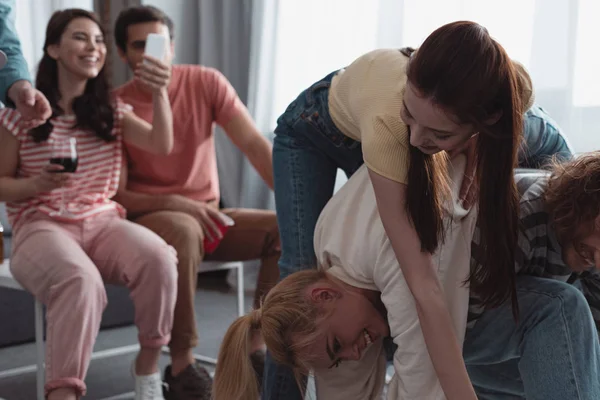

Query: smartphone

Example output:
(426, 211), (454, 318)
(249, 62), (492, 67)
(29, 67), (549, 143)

(144, 33), (168, 63)
(203, 213), (235, 254)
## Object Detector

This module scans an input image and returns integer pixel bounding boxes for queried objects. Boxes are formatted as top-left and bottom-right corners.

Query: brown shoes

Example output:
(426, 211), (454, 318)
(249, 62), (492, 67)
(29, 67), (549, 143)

(163, 361), (212, 400)
(163, 351), (265, 399)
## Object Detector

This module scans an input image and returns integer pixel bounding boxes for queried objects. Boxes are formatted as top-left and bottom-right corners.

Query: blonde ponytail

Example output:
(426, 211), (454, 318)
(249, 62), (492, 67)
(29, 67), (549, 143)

(214, 269), (330, 399)
(213, 309), (262, 400)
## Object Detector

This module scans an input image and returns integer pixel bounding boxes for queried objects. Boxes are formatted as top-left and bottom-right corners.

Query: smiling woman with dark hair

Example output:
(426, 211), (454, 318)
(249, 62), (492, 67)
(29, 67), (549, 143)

(0, 8), (176, 400)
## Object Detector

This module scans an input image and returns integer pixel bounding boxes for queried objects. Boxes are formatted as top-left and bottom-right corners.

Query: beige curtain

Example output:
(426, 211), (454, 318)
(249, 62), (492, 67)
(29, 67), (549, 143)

(93, 0), (141, 88)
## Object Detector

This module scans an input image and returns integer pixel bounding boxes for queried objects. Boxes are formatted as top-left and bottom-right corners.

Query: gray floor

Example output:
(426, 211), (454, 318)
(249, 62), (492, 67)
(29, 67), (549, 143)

(0, 266), (385, 400)
(0, 269), (257, 400)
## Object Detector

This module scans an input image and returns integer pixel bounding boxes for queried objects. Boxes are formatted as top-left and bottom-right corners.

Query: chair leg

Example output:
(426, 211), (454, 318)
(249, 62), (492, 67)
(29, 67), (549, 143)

(237, 264), (244, 317)
(35, 300), (44, 400)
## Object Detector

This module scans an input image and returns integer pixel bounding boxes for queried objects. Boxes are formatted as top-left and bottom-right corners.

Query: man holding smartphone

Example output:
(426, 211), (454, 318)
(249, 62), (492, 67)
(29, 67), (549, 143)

(112, 5), (279, 400)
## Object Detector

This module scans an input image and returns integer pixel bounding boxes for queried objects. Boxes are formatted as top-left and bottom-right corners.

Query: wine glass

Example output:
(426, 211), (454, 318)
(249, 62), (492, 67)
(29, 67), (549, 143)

(49, 137), (78, 216)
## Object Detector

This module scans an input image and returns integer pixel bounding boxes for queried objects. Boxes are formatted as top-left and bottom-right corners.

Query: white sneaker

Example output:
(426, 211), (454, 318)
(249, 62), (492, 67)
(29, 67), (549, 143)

(132, 362), (165, 400)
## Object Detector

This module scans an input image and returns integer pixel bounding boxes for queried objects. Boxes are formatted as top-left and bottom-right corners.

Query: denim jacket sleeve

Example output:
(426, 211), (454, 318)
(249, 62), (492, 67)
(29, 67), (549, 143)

(0, 0), (31, 104)
(519, 104), (574, 169)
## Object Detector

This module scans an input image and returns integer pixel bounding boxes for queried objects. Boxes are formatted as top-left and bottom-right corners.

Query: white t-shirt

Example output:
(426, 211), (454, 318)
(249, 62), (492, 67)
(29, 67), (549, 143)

(313, 157), (477, 400)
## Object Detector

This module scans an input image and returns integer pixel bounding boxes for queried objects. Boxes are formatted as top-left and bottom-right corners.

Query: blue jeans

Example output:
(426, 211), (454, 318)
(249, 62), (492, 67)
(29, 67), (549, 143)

(264, 72), (363, 399)
(464, 276), (600, 399)
(264, 72), (577, 399)
(272, 72), (364, 280)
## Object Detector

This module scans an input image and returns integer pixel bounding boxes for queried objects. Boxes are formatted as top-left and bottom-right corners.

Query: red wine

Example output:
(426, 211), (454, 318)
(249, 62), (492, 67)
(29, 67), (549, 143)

(49, 157), (78, 173)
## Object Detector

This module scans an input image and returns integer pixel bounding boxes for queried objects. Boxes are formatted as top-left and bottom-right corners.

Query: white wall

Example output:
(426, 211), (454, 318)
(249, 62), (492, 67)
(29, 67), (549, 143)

(14, 0), (94, 77)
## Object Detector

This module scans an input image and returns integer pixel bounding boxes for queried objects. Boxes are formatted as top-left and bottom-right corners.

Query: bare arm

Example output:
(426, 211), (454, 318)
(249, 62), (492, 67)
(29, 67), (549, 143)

(368, 169), (476, 400)
(0, 0), (31, 103)
(121, 88), (173, 155)
(121, 55), (174, 155)
(222, 108), (274, 190)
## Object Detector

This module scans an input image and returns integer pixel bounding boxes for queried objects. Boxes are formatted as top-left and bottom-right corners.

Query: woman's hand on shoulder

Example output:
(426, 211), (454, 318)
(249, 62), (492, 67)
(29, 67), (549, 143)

(7, 81), (52, 129)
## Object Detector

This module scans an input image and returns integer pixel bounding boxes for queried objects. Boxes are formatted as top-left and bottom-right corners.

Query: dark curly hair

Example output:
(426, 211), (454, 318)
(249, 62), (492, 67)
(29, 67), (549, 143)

(30, 8), (114, 143)
(545, 152), (600, 247)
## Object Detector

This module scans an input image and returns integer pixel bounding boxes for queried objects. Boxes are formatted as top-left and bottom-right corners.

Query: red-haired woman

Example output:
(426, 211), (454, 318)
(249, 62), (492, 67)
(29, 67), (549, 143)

(265, 20), (572, 400)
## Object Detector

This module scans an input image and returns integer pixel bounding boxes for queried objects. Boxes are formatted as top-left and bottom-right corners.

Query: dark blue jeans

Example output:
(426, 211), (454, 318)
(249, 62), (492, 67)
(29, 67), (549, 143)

(464, 277), (600, 399)
(264, 72), (363, 399)
(264, 72), (575, 399)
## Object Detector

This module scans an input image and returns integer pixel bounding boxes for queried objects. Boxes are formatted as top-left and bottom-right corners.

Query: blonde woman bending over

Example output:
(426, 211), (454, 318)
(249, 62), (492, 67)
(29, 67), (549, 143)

(214, 153), (476, 400)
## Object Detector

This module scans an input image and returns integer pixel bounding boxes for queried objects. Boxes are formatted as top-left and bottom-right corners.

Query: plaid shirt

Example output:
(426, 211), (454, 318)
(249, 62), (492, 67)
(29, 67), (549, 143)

(468, 171), (600, 333)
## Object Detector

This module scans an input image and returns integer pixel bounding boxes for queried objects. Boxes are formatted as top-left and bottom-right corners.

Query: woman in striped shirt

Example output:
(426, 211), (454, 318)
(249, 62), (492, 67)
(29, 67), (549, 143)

(0, 9), (175, 400)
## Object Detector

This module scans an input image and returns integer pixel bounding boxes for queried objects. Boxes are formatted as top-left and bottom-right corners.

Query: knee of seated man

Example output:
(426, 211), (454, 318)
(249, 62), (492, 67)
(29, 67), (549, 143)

(555, 281), (588, 314)
(527, 278), (588, 317)
(155, 211), (203, 255)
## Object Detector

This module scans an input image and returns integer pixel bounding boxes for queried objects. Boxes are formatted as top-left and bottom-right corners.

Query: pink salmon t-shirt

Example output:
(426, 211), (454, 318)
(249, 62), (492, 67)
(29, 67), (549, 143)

(114, 64), (244, 202)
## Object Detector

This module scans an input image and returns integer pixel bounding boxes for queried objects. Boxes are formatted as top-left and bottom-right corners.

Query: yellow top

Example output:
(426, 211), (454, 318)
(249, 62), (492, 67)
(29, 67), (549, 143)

(329, 49), (410, 183)
(328, 49), (535, 184)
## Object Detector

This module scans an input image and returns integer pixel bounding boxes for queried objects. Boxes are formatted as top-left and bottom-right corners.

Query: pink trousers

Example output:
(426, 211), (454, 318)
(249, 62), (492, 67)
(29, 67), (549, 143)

(10, 209), (178, 397)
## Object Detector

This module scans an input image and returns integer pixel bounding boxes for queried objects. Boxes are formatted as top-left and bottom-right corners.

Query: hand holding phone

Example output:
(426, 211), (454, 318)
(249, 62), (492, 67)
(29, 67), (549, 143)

(135, 33), (171, 92)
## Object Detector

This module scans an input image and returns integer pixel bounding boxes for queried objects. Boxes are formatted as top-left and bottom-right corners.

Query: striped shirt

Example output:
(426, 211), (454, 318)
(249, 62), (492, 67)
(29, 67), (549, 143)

(1, 100), (131, 230)
(468, 171), (600, 332)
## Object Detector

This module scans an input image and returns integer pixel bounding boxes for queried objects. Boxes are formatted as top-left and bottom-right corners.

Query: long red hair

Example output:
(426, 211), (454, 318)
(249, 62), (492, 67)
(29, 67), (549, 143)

(405, 21), (522, 314)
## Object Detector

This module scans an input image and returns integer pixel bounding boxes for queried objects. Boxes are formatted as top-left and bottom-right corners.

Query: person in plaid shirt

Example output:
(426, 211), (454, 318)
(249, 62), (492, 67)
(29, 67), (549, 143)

(465, 153), (600, 399)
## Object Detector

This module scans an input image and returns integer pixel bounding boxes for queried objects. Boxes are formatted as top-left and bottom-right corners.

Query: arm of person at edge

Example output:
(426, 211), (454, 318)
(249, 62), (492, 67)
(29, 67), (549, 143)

(221, 106), (274, 190)
(368, 169), (477, 400)
(113, 160), (224, 241)
(0, 0), (51, 128)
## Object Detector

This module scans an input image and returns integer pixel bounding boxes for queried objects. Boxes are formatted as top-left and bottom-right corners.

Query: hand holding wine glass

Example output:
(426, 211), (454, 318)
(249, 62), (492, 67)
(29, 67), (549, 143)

(48, 137), (78, 216)
(32, 164), (70, 193)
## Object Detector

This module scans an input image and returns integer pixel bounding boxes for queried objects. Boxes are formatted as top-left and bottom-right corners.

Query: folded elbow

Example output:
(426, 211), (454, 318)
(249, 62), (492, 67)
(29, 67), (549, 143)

(159, 141), (174, 155)
(151, 139), (173, 155)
